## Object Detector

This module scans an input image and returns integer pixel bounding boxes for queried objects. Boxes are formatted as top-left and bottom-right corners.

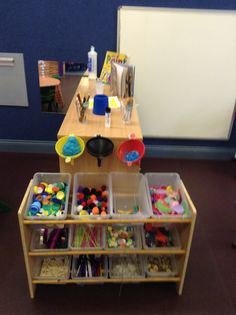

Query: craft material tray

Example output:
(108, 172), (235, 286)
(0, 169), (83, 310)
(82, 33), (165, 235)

(71, 255), (108, 280)
(24, 172), (71, 220)
(71, 172), (111, 220)
(32, 256), (71, 280)
(141, 224), (181, 250)
(109, 172), (152, 219)
(69, 225), (105, 250)
(145, 173), (191, 218)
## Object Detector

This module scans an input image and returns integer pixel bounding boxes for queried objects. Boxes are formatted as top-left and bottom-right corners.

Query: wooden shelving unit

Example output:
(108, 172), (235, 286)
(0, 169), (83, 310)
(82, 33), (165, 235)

(18, 180), (196, 299)
(18, 77), (196, 299)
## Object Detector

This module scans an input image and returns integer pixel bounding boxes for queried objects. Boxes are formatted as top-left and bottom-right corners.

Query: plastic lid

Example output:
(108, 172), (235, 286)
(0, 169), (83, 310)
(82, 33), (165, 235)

(105, 107), (111, 113)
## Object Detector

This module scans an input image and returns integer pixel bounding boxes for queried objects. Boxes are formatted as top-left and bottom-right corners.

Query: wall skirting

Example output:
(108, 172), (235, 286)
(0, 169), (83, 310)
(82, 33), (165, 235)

(145, 145), (236, 160)
(0, 139), (235, 160)
(0, 139), (56, 154)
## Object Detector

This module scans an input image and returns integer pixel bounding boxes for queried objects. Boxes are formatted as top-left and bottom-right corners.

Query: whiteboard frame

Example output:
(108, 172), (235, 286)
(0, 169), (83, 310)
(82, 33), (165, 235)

(117, 6), (236, 140)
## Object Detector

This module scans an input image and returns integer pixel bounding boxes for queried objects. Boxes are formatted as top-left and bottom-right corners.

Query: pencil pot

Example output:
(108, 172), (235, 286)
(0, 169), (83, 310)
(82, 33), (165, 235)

(93, 94), (108, 115)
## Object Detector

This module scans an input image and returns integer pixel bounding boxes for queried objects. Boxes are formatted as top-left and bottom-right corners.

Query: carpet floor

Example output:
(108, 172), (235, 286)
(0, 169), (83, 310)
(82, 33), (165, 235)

(0, 153), (235, 315)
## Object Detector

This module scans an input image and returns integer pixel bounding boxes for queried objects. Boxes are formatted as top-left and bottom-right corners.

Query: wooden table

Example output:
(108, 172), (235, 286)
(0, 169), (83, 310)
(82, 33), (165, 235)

(39, 76), (60, 87)
(57, 77), (143, 174)
(39, 76), (64, 110)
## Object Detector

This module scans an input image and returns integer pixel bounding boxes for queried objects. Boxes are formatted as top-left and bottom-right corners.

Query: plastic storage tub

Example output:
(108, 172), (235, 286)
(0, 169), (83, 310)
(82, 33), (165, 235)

(143, 255), (178, 277)
(109, 255), (145, 279)
(141, 224), (181, 250)
(30, 226), (69, 252)
(109, 172), (152, 218)
(25, 172), (71, 220)
(32, 256), (71, 280)
(105, 225), (142, 250)
(69, 225), (105, 250)
(71, 255), (108, 280)
(71, 172), (111, 220)
(145, 172), (191, 218)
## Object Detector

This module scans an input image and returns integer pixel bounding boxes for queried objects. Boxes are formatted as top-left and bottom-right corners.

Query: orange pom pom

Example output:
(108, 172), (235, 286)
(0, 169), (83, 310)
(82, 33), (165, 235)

(91, 194), (97, 201)
(92, 206), (99, 215)
(102, 191), (107, 198)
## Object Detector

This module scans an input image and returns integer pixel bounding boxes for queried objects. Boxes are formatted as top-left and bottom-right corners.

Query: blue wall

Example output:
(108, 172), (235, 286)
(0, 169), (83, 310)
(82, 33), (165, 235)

(0, 0), (235, 149)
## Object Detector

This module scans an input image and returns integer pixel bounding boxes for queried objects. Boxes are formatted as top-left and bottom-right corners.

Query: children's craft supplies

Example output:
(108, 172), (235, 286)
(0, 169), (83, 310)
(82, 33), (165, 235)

(149, 185), (189, 216)
(88, 45), (97, 79)
(27, 181), (68, 218)
(146, 256), (173, 274)
(93, 94), (108, 115)
(106, 225), (137, 249)
(117, 136), (145, 167)
(32, 227), (69, 250)
(71, 225), (104, 249)
(39, 256), (70, 278)
(96, 78), (104, 94)
(100, 51), (127, 84)
(143, 224), (174, 248)
(122, 97), (133, 123)
(117, 206), (142, 215)
(110, 62), (135, 98)
(110, 256), (143, 278)
(73, 255), (105, 278)
(75, 185), (108, 216)
(62, 135), (81, 156)
(76, 93), (89, 123)
(105, 107), (111, 128)
(125, 150), (139, 162)
(88, 96), (121, 109)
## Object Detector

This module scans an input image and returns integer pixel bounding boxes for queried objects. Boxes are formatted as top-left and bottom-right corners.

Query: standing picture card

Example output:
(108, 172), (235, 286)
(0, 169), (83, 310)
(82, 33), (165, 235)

(100, 51), (127, 84)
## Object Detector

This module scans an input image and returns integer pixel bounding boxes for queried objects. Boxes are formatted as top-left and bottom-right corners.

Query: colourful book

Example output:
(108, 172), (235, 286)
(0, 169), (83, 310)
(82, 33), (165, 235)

(100, 51), (127, 84)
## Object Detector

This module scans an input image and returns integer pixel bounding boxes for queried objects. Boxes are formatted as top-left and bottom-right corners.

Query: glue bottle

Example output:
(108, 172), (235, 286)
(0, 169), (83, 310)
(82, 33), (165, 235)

(88, 46), (97, 79)
(105, 107), (111, 128)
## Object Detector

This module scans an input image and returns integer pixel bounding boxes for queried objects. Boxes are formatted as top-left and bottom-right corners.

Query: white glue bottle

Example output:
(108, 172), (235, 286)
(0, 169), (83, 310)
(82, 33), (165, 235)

(88, 46), (97, 79)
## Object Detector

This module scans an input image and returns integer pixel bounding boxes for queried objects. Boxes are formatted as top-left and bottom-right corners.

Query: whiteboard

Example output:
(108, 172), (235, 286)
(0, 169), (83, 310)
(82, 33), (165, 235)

(118, 7), (236, 139)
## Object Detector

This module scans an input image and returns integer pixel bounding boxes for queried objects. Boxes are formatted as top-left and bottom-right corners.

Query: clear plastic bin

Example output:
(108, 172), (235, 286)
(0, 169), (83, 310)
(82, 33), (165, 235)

(71, 255), (108, 280)
(32, 256), (71, 280)
(105, 225), (142, 250)
(69, 225), (105, 250)
(145, 172), (191, 218)
(109, 172), (152, 218)
(143, 255), (178, 277)
(25, 172), (71, 220)
(141, 224), (181, 251)
(30, 227), (69, 252)
(109, 255), (145, 279)
(71, 172), (111, 220)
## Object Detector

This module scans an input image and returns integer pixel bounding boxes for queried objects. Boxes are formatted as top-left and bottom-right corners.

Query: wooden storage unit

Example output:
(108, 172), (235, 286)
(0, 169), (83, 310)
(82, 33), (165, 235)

(57, 77), (142, 174)
(18, 179), (196, 298)
(18, 77), (196, 298)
